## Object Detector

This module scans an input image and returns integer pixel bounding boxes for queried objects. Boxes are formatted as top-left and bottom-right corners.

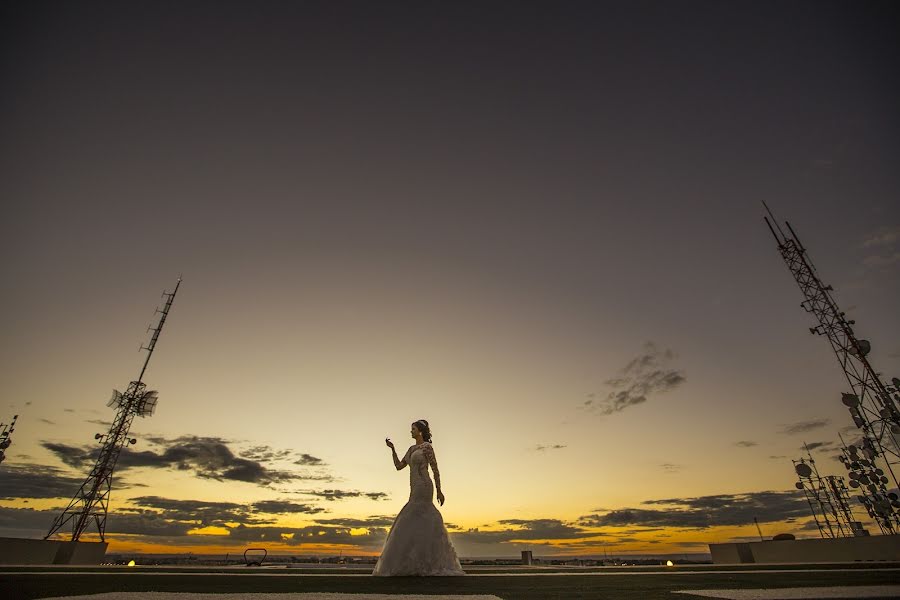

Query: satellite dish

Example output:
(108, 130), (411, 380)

(795, 482), (804, 490)
(848, 471), (858, 480)
(107, 389), (124, 408)
(136, 390), (159, 417)
(841, 393), (860, 407)
(795, 463), (813, 477)
(859, 459), (870, 467)
(876, 468), (885, 476)
(849, 480), (860, 488)
(850, 339), (871, 357)
(892, 377), (900, 388)
(848, 445), (858, 454)
(891, 424), (900, 434)
(881, 476), (889, 485)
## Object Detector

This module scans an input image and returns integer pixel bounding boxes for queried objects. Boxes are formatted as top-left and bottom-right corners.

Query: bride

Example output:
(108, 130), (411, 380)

(373, 419), (465, 576)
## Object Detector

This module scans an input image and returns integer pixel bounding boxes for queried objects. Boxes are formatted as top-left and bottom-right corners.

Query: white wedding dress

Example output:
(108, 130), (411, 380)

(373, 442), (465, 576)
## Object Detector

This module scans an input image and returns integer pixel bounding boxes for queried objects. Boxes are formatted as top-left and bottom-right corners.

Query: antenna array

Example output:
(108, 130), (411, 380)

(764, 205), (900, 531)
(838, 434), (899, 534)
(793, 448), (864, 538)
(45, 278), (181, 542)
(0, 415), (17, 465)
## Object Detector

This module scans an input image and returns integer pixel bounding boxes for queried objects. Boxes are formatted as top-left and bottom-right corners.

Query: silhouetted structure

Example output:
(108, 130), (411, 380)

(0, 415), (17, 465)
(793, 445), (865, 538)
(765, 206), (900, 533)
(45, 278), (181, 542)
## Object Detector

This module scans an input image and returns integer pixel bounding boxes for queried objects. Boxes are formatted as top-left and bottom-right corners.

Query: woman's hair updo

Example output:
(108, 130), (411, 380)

(413, 419), (432, 443)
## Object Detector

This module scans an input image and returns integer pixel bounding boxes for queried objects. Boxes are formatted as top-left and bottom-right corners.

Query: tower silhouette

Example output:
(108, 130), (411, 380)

(46, 278), (181, 542)
(764, 206), (900, 532)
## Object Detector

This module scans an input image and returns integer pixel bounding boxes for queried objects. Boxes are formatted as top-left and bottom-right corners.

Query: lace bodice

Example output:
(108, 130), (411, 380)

(402, 442), (440, 503)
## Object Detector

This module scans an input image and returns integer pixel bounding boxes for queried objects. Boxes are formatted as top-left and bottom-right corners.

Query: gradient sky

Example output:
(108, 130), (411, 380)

(1, 1), (899, 557)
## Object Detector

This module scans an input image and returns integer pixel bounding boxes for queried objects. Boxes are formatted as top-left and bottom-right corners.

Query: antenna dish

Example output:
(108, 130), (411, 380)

(795, 463), (813, 477)
(795, 482), (804, 490)
(892, 377), (900, 388)
(107, 390), (124, 408)
(841, 393), (860, 407)
(850, 339), (871, 357)
(136, 390), (158, 417)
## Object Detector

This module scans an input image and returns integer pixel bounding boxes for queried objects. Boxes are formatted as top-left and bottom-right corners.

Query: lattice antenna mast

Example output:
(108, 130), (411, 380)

(0, 415), (18, 465)
(46, 278), (181, 542)
(838, 433), (899, 534)
(764, 204), (900, 499)
(793, 445), (862, 538)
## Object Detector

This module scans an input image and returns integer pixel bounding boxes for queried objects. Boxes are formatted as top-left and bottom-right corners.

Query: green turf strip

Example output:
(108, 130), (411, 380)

(3, 568), (900, 600)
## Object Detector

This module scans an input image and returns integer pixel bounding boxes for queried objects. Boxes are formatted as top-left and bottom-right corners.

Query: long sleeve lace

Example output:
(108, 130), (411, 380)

(422, 443), (441, 491)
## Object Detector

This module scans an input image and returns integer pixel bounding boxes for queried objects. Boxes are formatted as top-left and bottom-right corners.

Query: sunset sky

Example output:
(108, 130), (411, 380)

(1, 1), (899, 557)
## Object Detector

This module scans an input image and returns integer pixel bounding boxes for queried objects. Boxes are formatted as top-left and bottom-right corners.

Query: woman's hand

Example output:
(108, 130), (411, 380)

(437, 490), (445, 506)
(385, 438), (395, 450)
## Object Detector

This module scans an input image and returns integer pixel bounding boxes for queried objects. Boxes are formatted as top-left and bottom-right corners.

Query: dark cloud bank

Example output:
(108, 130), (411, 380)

(584, 342), (685, 415)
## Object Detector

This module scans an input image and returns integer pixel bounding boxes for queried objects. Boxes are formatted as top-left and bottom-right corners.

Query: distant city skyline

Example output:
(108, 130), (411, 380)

(1, 1), (898, 556)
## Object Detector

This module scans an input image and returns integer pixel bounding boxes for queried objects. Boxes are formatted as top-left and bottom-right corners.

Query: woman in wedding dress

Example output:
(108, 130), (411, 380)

(373, 419), (465, 576)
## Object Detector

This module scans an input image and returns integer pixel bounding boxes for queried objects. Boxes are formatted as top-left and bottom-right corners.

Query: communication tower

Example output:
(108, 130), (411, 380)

(45, 278), (181, 542)
(764, 205), (900, 530)
(0, 415), (18, 465)
(793, 446), (864, 538)
(838, 433), (899, 534)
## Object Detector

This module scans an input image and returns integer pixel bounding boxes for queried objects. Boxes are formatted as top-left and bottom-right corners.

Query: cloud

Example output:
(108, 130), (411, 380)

(583, 342), (685, 415)
(303, 489), (390, 502)
(240, 446), (293, 462)
(579, 490), (810, 529)
(454, 519), (595, 544)
(228, 523), (386, 548)
(126, 496), (265, 527)
(42, 436), (324, 487)
(0, 506), (59, 533)
(41, 442), (95, 470)
(38, 418), (56, 425)
(862, 226), (900, 248)
(734, 441), (758, 447)
(0, 464), (86, 500)
(861, 252), (900, 269)
(314, 516), (395, 528)
(859, 226), (900, 271)
(251, 500), (326, 515)
(779, 419), (830, 435)
(534, 444), (567, 452)
(803, 441), (836, 452)
(294, 453), (326, 466)
(659, 463), (682, 473)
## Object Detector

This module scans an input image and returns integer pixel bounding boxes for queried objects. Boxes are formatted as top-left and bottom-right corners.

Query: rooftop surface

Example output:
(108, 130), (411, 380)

(3, 563), (899, 600)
